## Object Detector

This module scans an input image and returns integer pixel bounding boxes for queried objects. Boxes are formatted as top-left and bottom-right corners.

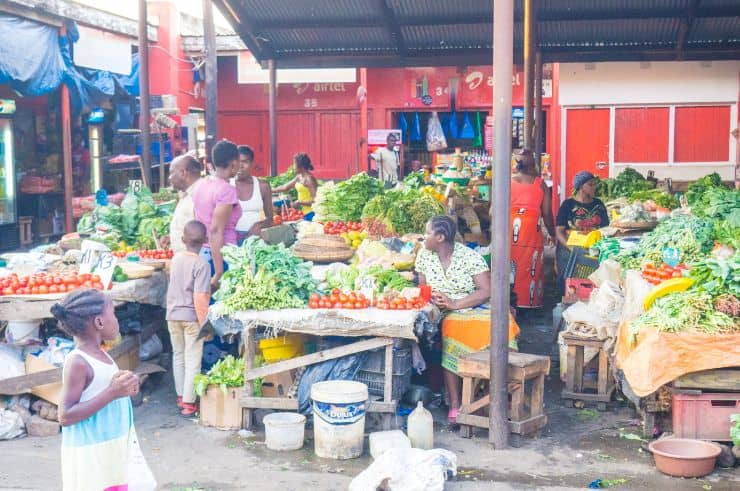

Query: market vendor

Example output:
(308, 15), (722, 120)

(370, 132), (400, 187)
(192, 140), (242, 289)
(168, 155), (203, 253)
(510, 149), (556, 309)
(415, 215), (519, 424)
(555, 171), (609, 290)
(234, 145), (273, 241)
(272, 153), (317, 214)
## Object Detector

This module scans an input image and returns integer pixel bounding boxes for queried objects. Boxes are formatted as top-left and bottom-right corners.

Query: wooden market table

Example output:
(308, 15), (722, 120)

(214, 307), (431, 430)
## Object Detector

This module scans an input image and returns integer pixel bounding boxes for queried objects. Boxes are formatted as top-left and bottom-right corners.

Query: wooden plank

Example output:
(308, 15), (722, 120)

(673, 369), (740, 391)
(566, 345), (577, 393)
(242, 328), (256, 429)
(573, 346), (584, 393)
(383, 343), (393, 403)
(530, 374), (545, 418)
(562, 390), (612, 403)
(0, 368), (61, 395)
(244, 337), (393, 381)
(455, 413), (489, 429)
(561, 335), (606, 349)
(460, 394), (491, 416)
(241, 397), (299, 410)
(459, 351), (550, 380)
(367, 401), (396, 413)
(510, 385), (523, 421)
(597, 349), (609, 395)
(461, 376), (474, 411)
(509, 415), (548, 436)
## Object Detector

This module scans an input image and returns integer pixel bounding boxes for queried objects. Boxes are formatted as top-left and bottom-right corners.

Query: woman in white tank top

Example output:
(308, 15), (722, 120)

(233, 145), (274, 241)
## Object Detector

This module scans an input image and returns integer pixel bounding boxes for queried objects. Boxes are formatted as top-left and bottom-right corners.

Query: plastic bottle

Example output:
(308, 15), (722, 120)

(407, 401), (434, 450)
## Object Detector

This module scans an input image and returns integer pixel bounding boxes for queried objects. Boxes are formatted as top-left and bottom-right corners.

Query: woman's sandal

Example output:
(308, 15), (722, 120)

(181, 403), (198, 417)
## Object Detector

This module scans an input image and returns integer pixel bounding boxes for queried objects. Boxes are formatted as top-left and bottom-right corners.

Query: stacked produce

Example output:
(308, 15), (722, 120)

(77, 186), (174, 251)
(308, 290), (371, 310)
(596, 168), (677, 210)
(0, 272), (104, 296)
(314, 173), (384, 223)
(213, 237), (316, 314)
(193, 355), (244, 396)
(361, 188), (444, 236)
(266, 165), (298, 200)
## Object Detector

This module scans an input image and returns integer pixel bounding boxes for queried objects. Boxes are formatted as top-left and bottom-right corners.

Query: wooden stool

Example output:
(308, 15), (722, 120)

(456, 351), (550, 445)
(561, 334), (615, 411)
(19, 217), (33, 247)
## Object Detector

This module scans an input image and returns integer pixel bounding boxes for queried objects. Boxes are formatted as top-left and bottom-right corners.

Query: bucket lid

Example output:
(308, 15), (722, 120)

(311, 380), (368, 404)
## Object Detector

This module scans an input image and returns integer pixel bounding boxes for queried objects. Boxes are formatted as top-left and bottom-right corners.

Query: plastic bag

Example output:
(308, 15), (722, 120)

(349, 447), (457, 491)
(38, 337), (75, 367)
(426, 112), (448, 152)
(0, 344), (25, 380)
(139, 334), (163, 361)
(0, 409), (25, 440)
(298, 351), (368, 413)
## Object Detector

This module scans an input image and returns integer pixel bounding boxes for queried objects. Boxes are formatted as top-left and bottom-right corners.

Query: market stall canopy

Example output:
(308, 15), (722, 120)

(213, 0), (740, 67)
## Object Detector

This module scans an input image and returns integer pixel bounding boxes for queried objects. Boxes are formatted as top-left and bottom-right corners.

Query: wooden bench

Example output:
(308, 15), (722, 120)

(456, 350), (550, 445)
(561, 334), (615, 411)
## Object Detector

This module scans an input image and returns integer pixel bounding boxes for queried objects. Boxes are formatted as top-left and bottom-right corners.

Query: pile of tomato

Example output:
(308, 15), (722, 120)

(641, 262), (688, 285)
(112, 249), (173, 260)
(273, 209), (304, 225)
(308, 289), (371, 309)
(323, 221), (364, 235)
(0, 272), (104, 296)
(376, 295), (426, 310)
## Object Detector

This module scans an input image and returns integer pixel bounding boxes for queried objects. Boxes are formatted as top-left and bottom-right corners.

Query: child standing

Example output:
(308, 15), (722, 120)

(167, 220), (211, 416)
(53, 289), (142, 491)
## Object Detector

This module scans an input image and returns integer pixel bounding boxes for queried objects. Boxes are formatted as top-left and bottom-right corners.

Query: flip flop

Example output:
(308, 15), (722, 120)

(447, 407), (459, 424)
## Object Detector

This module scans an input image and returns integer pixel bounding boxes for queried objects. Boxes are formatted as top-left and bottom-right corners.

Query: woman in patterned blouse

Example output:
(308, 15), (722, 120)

(415, 215), (519, 423)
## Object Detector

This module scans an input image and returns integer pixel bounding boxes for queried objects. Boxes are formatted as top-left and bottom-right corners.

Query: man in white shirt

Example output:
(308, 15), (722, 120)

(168, 155), (203, 253)
(370, 132), (400, 187)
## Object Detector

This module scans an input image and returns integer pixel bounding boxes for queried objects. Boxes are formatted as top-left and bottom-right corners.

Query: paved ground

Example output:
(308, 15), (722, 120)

(2, 252), (738, 489)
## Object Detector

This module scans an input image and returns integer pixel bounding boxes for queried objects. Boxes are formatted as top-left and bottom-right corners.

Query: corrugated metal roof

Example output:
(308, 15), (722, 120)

(215, 0), (740, 66)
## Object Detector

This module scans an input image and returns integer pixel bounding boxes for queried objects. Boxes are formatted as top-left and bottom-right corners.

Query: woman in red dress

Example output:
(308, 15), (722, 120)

(509, 150), (556, 308)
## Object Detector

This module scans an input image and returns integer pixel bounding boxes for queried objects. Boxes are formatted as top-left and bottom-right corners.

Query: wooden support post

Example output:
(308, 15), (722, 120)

(138, 0), (152, 188)
(534, 51), (543, 173)
(382, 342), (393, 430)
(61, 82), (73, 233)
(359, 67), (368, 174)
(523, 0), (537, 150)
(490, 0), (513, 449)
(242, 328), (256, 429)
(203, 0), (218, 162)
(268, 59), (277, 176)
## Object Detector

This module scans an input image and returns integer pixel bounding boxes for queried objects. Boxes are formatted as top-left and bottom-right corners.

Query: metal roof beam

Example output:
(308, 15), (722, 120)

(676, 0), (701, 58)
(378, 0), (407, 57)
(212, 0), (274, 59)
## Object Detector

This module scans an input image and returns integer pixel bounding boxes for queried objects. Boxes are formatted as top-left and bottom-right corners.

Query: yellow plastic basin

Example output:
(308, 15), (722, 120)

(259, 334), (305, 363)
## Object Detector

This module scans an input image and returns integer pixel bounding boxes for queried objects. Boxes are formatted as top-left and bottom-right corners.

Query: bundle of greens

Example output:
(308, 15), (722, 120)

(120, 186), (157, 241)
(685, 172), (722, 206)
(214, 237), (316, 313)
(362, 264), (413, 293)
(136, 216), (170, 250)
(266, 165), (297, 199)
(325, 266), (360, 292)
(314, 173), (384, 222)
(688, 255), (740, 298)
(595, 168), (654, 199)
(152, 187), (178, 202)
(193, 355), (244, 396)
(403, 171), (426, 189)
(362, 188), (444, 235)
(630, 291), (737, 342)
(614, 214), (714, 270)
(692, 186), (740, 223)
(627, 189), (679, 209)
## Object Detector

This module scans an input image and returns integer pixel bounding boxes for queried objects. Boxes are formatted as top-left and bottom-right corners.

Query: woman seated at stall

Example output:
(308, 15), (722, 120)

(415, 215), (519, 424)
(234, 145), (273, 242)
(555, 171), (610, 293)
(272, 153), (318, 216)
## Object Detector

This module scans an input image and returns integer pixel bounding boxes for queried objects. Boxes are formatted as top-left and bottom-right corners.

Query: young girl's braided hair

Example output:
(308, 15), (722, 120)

(50, 289), (108, 336)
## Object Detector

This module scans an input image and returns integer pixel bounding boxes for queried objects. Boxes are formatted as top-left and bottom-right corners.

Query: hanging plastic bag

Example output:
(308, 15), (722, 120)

(459, 112), (475, 139)
(472, 112), (483, 147)
(448, 112), (459, 139)
(410, 112), (422, 142)
(426, 112), (448, 152)
(398, 113), (408, 142)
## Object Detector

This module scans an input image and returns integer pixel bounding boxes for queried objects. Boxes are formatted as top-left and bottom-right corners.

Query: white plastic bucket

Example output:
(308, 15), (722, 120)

(263, 412), (306, 451)
(311, 380), (368, 460)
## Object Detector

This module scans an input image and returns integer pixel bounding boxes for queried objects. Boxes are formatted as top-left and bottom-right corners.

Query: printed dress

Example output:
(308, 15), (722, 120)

(510, 177), (546, 308)
(61, 349), (133, 491)
(415, 243), (520, 374)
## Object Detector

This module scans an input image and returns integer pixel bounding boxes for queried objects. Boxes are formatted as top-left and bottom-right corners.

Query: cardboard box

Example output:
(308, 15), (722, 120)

(199, 385), (243, 430)
(261, 371), (294, 398)
(25, 356), (63, 406)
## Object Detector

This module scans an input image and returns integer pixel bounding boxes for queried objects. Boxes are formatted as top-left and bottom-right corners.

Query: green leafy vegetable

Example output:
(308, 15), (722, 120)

(362, 188), (444, 235)
(315, 173), (384, 222)
(594, 168), (653, 199)
(731, 414), (740, 447)
(362, 265), (413, 293)
(267, 165), (298, 200)
(689, 255), (740, 298)
(403, 171), (426, 189)
(685, 172), (722, 206)
(630, 291), (738, 342)
(326, 266), (360, 292)
(194, 355), (244, 396)
(627, 189), (679, 209)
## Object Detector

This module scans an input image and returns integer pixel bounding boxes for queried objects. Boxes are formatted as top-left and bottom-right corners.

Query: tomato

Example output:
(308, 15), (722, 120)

(93, 282), (103, 290)
(339, 293), (348, 303)
(79, 273), (91, 282)
(342, 302), (353, 309)
(309, 293), (320, 302)
(83, 281), (93, 288)
(48, 285), (58, 294)
(331, 288), (340, 296)
(354, 301), (364, 309)
(309, 300), (319, 309)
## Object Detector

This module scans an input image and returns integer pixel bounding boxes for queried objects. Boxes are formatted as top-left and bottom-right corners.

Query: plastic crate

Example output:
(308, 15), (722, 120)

(672, 392), (740, 441)
(564, 246), (600, 280)
(355, 347), (412, 399)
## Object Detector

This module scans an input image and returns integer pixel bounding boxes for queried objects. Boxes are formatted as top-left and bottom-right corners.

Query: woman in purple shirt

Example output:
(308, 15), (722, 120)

(192, 140), (242, 290)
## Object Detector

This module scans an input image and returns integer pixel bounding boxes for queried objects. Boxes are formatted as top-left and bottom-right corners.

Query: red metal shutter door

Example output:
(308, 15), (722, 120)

(614, 107), (669, 163)
(565, 108), (610, 196)
(319, 112), (359, 179)
(674, 106), (731, 162)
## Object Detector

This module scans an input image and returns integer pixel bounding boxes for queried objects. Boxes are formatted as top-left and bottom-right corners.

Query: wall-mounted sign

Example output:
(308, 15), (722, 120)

(74, 25), (132, 75)
(368, 129), (402, 146)
(238, 52), (356, 85)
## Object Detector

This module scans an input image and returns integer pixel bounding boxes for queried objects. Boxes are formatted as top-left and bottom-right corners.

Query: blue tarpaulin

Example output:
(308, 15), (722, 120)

(0, 14), (138, 112)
